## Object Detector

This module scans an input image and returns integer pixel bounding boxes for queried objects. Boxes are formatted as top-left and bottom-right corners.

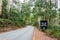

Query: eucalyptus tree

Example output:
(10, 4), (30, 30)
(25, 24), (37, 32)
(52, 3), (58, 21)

(58, 9), (60, 26)
(10, 0), (26, 27)
(21, 0), (38, 26)
(33, 0), (57, 24)
(0, 0), (2, 17)
(21, 2), (31, 25)
(2, 0), (9, 18)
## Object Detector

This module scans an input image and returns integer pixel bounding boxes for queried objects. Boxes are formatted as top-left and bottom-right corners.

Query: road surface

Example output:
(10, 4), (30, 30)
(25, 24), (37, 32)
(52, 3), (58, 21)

(0, 26), (34, 40)
(0, 26), (57, 40)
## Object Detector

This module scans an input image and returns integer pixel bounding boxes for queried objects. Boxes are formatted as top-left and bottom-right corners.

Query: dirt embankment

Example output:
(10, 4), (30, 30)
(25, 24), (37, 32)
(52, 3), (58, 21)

(33, 28), (57, 40)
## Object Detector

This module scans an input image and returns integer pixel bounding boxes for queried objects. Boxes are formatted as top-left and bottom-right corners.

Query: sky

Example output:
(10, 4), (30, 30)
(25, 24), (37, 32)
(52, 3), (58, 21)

(58, 0), (60, 8)
(10, 0), (60, 8)
(19, 0), (24, 3)
(10, 0), (24, 3)
(10, 0), (29, 3)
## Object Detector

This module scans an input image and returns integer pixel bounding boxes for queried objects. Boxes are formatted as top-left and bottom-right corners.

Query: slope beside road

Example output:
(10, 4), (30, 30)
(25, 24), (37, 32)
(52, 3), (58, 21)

(33, 28), (57, 40)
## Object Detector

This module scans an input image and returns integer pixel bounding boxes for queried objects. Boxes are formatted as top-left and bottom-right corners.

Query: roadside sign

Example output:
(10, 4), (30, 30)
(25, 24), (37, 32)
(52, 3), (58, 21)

(40, 20), (48, 29)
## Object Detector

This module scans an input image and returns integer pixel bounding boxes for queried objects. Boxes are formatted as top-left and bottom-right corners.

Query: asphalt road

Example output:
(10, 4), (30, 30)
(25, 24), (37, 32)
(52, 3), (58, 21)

(0, 26), (34, 40)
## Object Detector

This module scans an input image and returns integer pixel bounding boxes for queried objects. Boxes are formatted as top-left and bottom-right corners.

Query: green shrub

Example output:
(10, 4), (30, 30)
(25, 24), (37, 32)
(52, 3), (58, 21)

(45, 25), (60, 39)
(0, 18), (13, 28)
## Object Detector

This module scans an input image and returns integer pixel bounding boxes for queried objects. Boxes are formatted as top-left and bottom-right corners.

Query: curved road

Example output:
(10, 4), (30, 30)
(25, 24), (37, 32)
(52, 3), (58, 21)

(0, 26), (34, 40)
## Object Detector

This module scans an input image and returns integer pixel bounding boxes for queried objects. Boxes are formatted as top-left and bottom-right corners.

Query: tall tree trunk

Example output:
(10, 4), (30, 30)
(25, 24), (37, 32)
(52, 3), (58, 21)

(7, 0), (10, 18)
(0, 0), (2, 17)
(55, 13), (59, 26)
(2, 0), (10, 18)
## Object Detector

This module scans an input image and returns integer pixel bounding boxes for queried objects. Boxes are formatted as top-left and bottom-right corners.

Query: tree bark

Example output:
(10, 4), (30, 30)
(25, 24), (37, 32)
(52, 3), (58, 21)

(0, 0), (2, 17)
